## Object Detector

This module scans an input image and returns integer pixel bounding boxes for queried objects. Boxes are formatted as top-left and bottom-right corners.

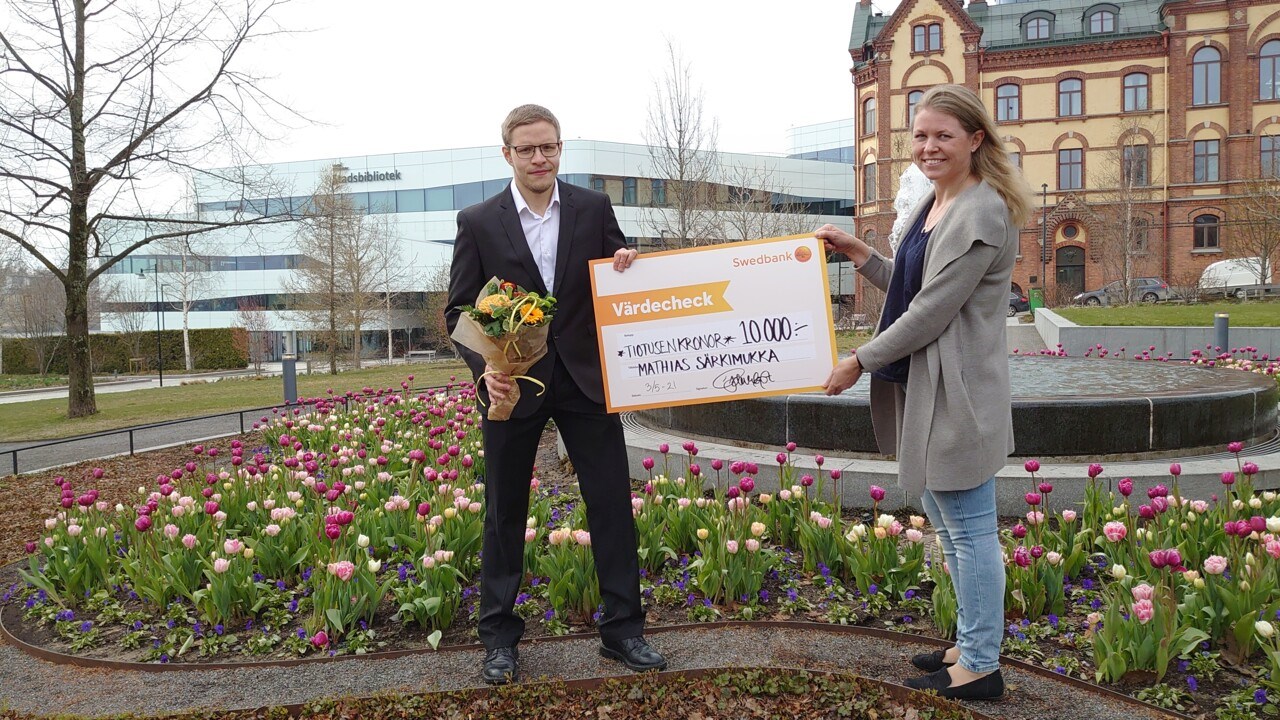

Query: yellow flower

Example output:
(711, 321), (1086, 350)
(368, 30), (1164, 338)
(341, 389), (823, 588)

(476, 294), (511, 315)
(521, 306), (544, 325)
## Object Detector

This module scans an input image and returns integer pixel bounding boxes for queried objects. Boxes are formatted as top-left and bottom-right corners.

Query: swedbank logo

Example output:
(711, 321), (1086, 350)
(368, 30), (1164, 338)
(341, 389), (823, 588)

(795, 246), (813, 262)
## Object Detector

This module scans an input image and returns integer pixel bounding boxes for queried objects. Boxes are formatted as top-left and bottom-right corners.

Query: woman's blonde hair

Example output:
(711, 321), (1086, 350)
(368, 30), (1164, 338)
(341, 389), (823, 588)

(918, 84), (1032, 227)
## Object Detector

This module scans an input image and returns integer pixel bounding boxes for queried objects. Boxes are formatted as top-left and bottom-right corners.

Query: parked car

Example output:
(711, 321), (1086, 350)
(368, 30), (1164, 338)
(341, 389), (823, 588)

(1072, 277), (1171, 306)
(1008, 291), (1029, 316)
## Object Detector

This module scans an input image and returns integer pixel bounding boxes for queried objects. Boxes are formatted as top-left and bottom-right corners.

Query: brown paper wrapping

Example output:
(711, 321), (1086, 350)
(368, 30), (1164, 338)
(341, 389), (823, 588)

(449, 278), (552, 421)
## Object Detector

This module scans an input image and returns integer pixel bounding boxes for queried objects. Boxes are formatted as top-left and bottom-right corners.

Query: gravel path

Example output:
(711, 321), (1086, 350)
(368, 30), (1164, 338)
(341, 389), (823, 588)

(0, 625), (1176, 720)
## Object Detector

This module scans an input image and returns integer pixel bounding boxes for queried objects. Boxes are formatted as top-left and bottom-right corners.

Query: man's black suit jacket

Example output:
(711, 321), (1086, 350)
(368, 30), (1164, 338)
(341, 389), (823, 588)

(444, 181), (626, 417)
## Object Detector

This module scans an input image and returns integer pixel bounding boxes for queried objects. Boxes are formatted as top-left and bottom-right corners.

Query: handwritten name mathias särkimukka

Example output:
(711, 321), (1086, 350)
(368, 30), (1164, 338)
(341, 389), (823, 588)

(635, 348), (781, 376)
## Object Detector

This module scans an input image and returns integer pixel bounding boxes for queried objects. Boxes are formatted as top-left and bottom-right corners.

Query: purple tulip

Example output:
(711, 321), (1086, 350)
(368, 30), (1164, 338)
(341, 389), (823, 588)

(814, 455), (824, 467)
(869, 486), (886, 502)
(1138, 505), (1155, 520)
(1011, 524), (1028, 539)
(1251, 516), (1267, 534)
(204, 501), (219, 515)
(1151, 496), (1168, 513)
(1025, 493), (1041, 506)
(1030, 545), (1044, 559)
(1149, 549), (1169, 568)
(776, 453), (788, 465)
(1013, 546), (1031, 567)
(1118, 478), (1133, 497)
(800, 474), (814, 487)
(726, 486), (741, 499)
(1169, 463), (1182, 477)
(25, 541), (37, 554)
(1228, 441), (1244, 454)
(91, 468), (104, 479)
(829, 469), (842, 480)
(1243, 462), (1260, 476)
(689, 464), (701, 477)
(1088, 463), (1104, 478)
(738, 477), (754, 493)
(1038, 482), (1053, 494)
(1024, 460), (1040, 473)
(745, 462), (759, 475)
(417, 502), (431, 516)
(1222, 471), (1236, 486)
(729, 461), (745, 475)
(642, 457), (655, 471)
(711, 459), (723, 471)
(325, 524), (342, 541)
(658, 443), (669, 454)
(134, 516), (152, 532)
(311, 631), (329, 648)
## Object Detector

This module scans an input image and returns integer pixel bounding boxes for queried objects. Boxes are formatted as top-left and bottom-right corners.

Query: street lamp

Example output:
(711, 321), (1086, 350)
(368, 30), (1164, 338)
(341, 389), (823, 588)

(1040, 183), (1049, 294)
(138, 266), (164, 387)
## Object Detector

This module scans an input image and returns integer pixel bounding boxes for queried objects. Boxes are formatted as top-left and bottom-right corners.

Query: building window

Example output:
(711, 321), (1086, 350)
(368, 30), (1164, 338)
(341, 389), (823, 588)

(1261, 40), (1280, 101)
(862, 163), (877, 202)
(1024, 14), (1052, 41)
(1009, 151), (1022, 168)
(912, 23), (941, 52)
(1122, 144), (1149, 186)
(622, 178), (637, 206)
(591, 177), (605, 193)
(996, 84), (1020, 121)
(651, 179), (667, 206)
(1194, 214), (1220, 249)
(862, 97), (876, 135)
(1263, 135), (1280, 178)
(1058, 78), (1083, 117)
(1133, 218), (1150, 251)
(1193, 139), (1220, 182)
(1089, 10), (1116, 34)
(1192, 47), (1222, 105)
(1123, 73), (1149, 111)
(906, 90), (923, 128)
(1058, 148), (1083, 190)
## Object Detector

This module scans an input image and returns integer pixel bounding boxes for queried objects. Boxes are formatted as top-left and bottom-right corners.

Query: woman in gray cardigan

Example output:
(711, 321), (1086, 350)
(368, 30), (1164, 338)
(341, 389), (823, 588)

(816, 84), (1031, 701)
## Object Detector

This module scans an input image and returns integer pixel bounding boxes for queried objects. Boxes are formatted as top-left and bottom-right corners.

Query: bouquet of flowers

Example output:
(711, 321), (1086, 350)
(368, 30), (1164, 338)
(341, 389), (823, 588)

(450, 278), (557, 420)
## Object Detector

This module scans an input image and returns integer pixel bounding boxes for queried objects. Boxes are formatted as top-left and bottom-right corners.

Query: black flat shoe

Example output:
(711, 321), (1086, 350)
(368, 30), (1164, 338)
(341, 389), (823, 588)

(600, 635), (668, 672)
(911, 648), (956, 672)
(904, 667), (1004, 700)
(482, 646), (519, 684)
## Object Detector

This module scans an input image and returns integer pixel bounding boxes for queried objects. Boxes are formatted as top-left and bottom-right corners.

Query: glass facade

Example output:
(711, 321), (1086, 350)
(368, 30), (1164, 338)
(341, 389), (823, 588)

(103, 254), (306, 274)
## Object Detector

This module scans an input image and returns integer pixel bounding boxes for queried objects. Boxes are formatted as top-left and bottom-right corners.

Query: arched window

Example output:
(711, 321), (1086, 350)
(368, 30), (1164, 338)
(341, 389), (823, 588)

(912, 23), (941, 52)
(862, 162), (877, 202)
(1193, 215), (1220, 249)
(1058, 78), (1083, 117)
(1058, 148), (1083, 189)
(1123, 73), (1149, 111)
(1123, 144), (1149, 186)
(906, 90), (923, 127)
(1262, 134), (1280, 179)
(862, 97), (877, 135)
(1193, 47), (1222, 105)
(1193, 139), (1220, 182)
(1023, 12), (1054, 41)
(1261, 40), (1280, 101)
(1089, 10), (1116, 34)
(996, 84), (1020, 121)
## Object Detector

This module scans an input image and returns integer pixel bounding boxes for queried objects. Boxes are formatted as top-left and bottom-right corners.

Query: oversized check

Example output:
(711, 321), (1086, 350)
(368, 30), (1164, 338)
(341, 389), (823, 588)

(589, 234), (838, 412)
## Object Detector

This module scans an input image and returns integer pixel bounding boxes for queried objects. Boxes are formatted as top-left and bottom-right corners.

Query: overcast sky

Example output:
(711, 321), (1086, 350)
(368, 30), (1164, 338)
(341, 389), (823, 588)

(238, 0), (903, 163)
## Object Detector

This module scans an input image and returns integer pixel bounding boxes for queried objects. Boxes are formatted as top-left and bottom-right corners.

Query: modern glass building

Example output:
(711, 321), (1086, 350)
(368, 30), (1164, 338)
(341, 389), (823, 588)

(101, 131), (855, 358)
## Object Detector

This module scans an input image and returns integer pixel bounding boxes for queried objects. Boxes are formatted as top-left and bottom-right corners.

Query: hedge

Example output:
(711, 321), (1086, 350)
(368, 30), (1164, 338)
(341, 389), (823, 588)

(0, 328), (248, 375)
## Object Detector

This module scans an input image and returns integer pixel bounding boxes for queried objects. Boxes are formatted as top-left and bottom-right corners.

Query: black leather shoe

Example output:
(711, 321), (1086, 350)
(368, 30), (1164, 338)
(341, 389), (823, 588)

(482, 646), (519, 684)
(600, 636), (668, 672)
(911, 648), (956, 672)
(904, 667), (1004, 700)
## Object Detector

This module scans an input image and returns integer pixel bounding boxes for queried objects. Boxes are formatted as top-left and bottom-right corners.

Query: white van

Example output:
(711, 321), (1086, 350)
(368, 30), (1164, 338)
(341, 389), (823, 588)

(1198, 257), (1275, 298)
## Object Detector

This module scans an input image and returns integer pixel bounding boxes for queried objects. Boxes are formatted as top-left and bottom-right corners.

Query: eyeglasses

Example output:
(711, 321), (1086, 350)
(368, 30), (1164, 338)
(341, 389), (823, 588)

(508, 142), (561, 159)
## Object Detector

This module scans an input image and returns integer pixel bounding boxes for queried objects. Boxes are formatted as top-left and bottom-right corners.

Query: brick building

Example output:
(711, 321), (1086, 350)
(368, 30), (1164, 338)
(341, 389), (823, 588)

(849, 0), (1280, 304)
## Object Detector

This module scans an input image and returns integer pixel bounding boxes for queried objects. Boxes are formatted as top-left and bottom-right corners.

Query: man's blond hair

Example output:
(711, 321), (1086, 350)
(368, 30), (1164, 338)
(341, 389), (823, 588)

(501, 104), (561, 146)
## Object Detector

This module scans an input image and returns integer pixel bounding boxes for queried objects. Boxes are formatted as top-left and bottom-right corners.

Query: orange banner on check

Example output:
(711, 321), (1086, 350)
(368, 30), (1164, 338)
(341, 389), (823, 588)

(595, 281), (733, 326)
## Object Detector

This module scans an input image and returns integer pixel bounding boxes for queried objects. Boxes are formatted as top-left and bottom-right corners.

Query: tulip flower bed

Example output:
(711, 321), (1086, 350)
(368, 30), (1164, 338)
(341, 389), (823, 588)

(3, 376), (1280, 717)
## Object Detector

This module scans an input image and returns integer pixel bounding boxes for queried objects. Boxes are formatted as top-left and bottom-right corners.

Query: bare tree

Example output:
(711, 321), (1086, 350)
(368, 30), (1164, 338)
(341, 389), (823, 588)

(644, 40), (720, 249)
(154, 236), (223, 371)
(0, 0), (299, 417)
(420, 263), (453, 354)
(99, 276), (150, 363)
(235, 298), (273, 372)
(715, 161), (811, 242)
(288, 167), (398, 373)
(1230, 177), (1280, 285)
(15, 270), (67, 375)
(1090, 119), (1163, 303)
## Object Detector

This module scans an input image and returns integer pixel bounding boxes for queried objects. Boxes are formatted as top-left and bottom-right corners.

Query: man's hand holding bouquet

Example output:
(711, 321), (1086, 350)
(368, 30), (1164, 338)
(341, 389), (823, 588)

(450, 278), (557, 420)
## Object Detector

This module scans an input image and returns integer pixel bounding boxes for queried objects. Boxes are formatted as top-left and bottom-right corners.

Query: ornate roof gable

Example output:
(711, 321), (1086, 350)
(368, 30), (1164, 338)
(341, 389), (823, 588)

(872, 0), (985, 52)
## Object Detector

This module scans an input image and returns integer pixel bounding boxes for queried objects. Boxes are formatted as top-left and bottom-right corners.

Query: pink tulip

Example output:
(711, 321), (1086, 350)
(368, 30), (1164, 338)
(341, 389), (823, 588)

(1243, 462), (1260, 476)
(1088, 463), (1104, 478)
(324, 524), (342, 541)
(1117, 478), (1133, 497)
(800, 474), (814, 487)
(726, 486), (740, 499)
(1103, 521), (1127, 542)
(658, 443), (669, 454)
(311, 631), (329, 649)
(1024, 460), (1040, 473)
(213, 558), (231, 574)
(1038, 482), (1053, 494)
(1061, 509), (1077, 523)
(417, 502), (431, 517)
(745, 538), (760, 553)
(1025, 493), (1041, 506)
(726, 540), (739, 554)
(814, 455), (824, 467)
(869, 486), (886, 502)
(1169, 463), (1182, 477)
(204, 501), (219, 515)
(710, 459), (723, 471)
(525, 528), (536, 543)
(1228, 441), (1244, 454)
(329, 561), (355, 582)
(642, 457), (655, 471)
(1011, 524), (1027, 539)
(689, 464), (701, 477)
(738, 477), (755, 494)
(829, 469), (841, 480)
(1222, 471), (1236, 486)
(1013, 546), (1031, 567)
(1138, 505), (1155, 520)
(786, 442), (797, 452)
(1132, 598), (1155, 624)
(134, 516), (152, 532)
(776, 452), (788, 465)
(182, 534), (198, 549)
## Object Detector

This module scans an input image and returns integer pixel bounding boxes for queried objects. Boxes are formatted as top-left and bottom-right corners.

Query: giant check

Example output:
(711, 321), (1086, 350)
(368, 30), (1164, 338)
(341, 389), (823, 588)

(589, 234), (838, 412)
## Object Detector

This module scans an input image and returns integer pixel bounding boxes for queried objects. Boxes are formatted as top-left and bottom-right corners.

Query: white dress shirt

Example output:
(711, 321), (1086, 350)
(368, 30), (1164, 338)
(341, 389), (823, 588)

(511, 181), (560, 294)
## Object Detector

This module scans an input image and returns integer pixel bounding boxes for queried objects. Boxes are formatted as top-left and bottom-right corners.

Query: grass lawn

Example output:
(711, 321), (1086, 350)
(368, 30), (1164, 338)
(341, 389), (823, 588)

(1053, 300), (1280, 327)
(0, 374), (69, 391)
(835, 330), (873, 354)
(0, 361), (470, 443)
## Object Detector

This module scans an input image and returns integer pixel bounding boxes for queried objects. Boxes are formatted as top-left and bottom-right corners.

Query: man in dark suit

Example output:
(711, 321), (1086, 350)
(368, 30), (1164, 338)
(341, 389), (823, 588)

(445, 104), (666, 684)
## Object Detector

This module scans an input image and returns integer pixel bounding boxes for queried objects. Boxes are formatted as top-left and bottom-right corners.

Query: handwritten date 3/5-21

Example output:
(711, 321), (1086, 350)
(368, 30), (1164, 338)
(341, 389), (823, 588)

(712, 368), (774, 394)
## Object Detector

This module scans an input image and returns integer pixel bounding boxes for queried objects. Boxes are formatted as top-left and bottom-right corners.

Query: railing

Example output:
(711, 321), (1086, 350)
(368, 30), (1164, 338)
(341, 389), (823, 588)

(1, 385), (450, 476)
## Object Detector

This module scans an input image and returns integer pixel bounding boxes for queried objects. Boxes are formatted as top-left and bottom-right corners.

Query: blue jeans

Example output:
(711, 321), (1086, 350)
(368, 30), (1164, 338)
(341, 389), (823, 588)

(920, 477), (1004, 674)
